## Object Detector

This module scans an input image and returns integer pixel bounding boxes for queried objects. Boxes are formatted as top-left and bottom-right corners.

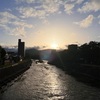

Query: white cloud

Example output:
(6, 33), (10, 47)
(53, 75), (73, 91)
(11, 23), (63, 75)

(0, 11), (18, 19)
(11, 26), (26, 36)
(17, 7), (35, 18)
(9, 21), (33, 28)
(15, 0), (85, 17)
(0, 24), (10, 31)
(16, 0), (62, 19)
(17, 7), (46, 18)
(76, 0), (84, 4)
(42, 0), (60, 13)
(64, 4), (75, 15)
(42, 19), (49, 25)
(15, 0), (85, 18)
(74, 15), (94, 28)
(16, 0), (35, 4)
(0, 11), (19, 24)
(98, 15), (100, 18)
(63, 0), (84, 4)
(98, 15), (100, 24)
(0, 11), (33, 36)
(63, 0), (84, 14)
(78, 0), (100, 13)
(0, 17), (9, 24)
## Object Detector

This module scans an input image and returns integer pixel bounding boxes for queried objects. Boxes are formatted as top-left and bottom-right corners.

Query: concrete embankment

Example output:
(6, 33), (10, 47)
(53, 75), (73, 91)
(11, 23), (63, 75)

(49, 62), (100, 86)
(76, 64), (100, 80)
(0, 60), (32, 86)
(62, 63), (100, 86)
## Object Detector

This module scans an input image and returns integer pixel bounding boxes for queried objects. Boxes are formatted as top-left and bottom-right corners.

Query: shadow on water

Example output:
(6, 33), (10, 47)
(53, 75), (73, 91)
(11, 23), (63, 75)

(53, 63), (100, 88)
(67, 71), (100, 88)
(0, 67), (29, 94)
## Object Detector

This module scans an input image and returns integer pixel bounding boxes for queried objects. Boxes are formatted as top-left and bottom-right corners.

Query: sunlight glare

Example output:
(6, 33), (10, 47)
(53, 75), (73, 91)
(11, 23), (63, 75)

(51, 43), (58, 49)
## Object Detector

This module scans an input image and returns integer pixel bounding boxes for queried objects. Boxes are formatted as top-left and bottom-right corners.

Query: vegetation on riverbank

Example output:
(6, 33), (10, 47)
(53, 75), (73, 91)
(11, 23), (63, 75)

(48, 41), (100, 86)
(48, 41), (100, 66)
(0, 60), (32, 87)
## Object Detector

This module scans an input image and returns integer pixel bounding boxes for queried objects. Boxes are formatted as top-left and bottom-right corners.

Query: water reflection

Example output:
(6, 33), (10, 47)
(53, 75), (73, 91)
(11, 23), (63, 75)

(43, 67), (67, 100)
(1, 61), (100, 100)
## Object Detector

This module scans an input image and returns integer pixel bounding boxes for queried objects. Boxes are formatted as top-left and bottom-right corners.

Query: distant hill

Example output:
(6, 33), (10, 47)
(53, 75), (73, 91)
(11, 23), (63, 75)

(40, 49), (60, 60)
(4, 47), (17, 53)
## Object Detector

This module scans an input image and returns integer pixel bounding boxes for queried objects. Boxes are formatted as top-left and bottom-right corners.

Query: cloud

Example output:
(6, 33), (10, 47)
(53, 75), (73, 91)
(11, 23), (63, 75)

(42, 19), (49, 25)
(16, 0), (61, 18)
(11, 26), (26, 36)
(0, 11), (19, 19)
(64, 4), (75, 15)
(97, 36), (100, 38)
(0, 11), (19, 24)
(16, 7), (46, 18)
(9, 21), (33, 29)
(78, 0), (100, 13)
(16, 0), (35, 4)
(98, 15), (100, 18)
(0, 11), (33, 36)
(63, 0), (84, 4)
(17, 7), (36, 18)
(98, 15), (100, 24)
(76, 0), (84, 4)
(63, 0), (84, 14)
(42, 0), (60, 13)
(74, 15), (94, 28)
(16, 0), (62, 19)
(15, 0), (84, 17)
(98, 20), (100, 24)
(0, 24), (10, 32)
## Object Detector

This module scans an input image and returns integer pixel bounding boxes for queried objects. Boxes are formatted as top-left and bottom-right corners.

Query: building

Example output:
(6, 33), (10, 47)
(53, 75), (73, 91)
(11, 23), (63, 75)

(18, 39), (25, 58)
(68, 44), (78, 51)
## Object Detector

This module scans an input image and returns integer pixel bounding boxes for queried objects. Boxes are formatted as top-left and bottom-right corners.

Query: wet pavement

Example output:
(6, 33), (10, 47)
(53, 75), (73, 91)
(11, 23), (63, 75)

(0, 61), (100, 100)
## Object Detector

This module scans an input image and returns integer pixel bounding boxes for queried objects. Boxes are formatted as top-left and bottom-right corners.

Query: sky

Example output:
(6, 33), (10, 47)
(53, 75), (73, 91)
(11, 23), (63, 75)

(0, 0), (100, 49)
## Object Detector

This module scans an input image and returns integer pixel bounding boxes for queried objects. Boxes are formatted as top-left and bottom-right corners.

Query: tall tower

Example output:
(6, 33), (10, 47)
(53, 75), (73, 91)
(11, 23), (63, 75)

(18, 39), (25, 58)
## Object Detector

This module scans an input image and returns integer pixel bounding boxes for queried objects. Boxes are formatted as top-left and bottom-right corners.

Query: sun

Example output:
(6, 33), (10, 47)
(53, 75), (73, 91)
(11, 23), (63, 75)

(51, 43), (58, 49)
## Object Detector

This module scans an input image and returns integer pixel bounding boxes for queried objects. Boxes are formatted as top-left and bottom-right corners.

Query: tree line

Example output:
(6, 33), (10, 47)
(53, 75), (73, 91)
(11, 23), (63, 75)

(0, 41), (100, 66)
(48, 41), (100, 66)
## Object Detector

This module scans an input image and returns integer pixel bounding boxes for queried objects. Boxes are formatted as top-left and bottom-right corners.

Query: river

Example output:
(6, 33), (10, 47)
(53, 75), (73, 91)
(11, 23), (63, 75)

(0, 61), (100, 100)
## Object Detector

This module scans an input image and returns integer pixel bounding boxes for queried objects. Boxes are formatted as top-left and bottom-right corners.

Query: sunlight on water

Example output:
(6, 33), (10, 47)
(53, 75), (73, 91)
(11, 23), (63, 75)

(1, 61), (100, 100)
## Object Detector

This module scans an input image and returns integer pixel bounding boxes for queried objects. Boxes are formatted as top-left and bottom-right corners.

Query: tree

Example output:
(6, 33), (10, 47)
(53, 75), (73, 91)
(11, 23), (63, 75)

(25, 48), (41, 60)
(0, 46), (6, 65)
(79, 41), (100, 65)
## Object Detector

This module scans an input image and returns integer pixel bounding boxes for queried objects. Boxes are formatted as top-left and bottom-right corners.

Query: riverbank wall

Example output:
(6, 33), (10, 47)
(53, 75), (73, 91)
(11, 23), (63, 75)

(0, 59), (32, 86)
(49, 62), (100, 86)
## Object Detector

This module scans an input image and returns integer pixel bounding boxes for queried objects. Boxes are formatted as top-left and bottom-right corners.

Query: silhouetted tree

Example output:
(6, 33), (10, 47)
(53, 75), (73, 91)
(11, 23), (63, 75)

(48, 47), (79, 67)
(25, 48), (41, 60)
(79, 41), (100, 65)
(48, 41), (100, 66)
(0, 46), (6, 65)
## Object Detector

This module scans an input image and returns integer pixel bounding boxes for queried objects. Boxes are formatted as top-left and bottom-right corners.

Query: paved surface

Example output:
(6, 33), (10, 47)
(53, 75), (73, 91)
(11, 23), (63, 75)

(0, 61), (100, 100)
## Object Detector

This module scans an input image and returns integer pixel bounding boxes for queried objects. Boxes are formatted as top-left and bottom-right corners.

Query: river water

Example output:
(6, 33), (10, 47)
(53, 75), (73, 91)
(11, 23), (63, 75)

(0, 61), (100, 100)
